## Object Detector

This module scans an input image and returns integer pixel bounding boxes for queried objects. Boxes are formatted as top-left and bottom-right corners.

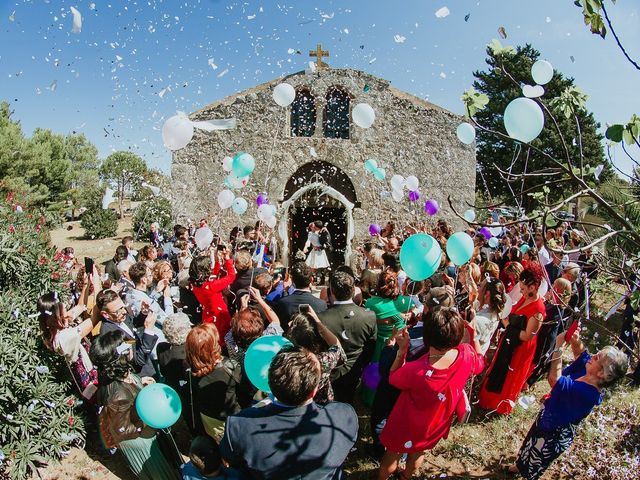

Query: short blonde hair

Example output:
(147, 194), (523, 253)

(234, 250), (252, 272)
(553, 277), (572, 298)
(368, 248), (384, 268)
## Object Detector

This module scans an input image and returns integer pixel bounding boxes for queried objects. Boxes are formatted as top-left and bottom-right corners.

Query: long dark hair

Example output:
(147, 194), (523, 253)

(189, 255), (213, 287)
(38, 292), (66, 350)
(90, 330), (133, 383)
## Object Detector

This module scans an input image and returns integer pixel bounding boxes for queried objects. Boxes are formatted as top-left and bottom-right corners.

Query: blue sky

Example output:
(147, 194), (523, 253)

(1, 0), (638, 175)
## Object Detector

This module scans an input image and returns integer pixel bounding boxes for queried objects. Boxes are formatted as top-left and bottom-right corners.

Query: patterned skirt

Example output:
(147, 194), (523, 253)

(516, 410), (577, 480)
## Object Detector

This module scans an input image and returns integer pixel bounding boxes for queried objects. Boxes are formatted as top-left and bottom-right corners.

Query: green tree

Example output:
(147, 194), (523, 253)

(64, 134), (100, 218)
(99, 151), (147, 218)
(471, 44), (611, 211)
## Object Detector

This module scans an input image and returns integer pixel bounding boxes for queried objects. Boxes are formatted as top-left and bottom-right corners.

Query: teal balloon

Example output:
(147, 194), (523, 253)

(504, 97), (544, 143)
(364, 159), (378, 173)
(399, 233), (442, 281)
(446, 232), (474, 266)
(135, 383), (182, 429)
(520, 244), (530, 254)
(231, 197), (248, 215)
(244, 335), (292, 394)
(373, 168), (386, 181)
(456, 122), (476, 145)
(232, 152), (256, 177)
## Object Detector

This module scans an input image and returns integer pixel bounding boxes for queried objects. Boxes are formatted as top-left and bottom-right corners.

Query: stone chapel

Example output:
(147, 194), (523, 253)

(171, 46), (476, 266)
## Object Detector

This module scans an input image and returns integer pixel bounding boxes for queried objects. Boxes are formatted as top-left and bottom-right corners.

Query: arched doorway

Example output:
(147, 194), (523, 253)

(279, 161), (357, 267)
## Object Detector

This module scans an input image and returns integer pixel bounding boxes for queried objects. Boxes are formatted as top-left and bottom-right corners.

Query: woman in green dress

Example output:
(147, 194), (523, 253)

(90, 330), (180, 480)
(362, 270), (414, 405)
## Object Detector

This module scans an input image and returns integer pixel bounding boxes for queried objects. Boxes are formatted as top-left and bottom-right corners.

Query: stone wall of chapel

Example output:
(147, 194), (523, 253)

(171, 68), (476, 255)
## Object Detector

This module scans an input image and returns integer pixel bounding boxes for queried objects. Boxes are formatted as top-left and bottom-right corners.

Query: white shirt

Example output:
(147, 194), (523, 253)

(538, 246), (551, 266)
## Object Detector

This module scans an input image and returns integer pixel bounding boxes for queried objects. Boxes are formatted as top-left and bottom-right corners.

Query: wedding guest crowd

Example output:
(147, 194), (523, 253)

(38, 215), (632, 480)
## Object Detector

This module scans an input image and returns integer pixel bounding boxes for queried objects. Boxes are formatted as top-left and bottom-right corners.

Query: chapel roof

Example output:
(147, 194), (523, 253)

(191, 68), (453, 117)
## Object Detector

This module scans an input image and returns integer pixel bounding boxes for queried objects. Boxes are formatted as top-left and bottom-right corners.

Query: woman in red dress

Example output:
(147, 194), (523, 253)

(377, 308), (485, 480)
(189, 247), (236, 343)
(478, 263), (546, 414)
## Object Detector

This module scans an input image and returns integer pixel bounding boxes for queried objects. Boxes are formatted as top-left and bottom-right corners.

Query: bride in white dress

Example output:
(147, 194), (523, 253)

(303, 221), (330, 269)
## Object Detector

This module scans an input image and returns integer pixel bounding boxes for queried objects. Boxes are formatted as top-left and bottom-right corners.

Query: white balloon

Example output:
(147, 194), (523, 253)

(257, 204), (274, 222)
(531, 60), (554, 85)
(162, 114), (194, 151)
(538, 279), (549, 297)
(265, 216), (277, 228)
(194, 227), (214, 250)
(217, 189), (235, 209)
(222, 156), (233, 172)
(456, 122), (476, 145)
(390, 174), (405, 191)
(232, 197), (248, 215)
(489, 224), (503, 237)
(352, 103), (376, 128)
(499, 294), (513, 320)
(391, 188), (404, 202)
(272, 83), (296, 107)
(522, 84), (545, 98)
(488, 237), (499, 248)
(463, 209), (476, 222)
(405, 175), (419, 191)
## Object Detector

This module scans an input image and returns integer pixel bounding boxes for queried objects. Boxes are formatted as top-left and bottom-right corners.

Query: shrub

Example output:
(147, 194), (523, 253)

(132, 196), (173, 240)
(0, 192), (85, 479)
(80, 206), (118, 239)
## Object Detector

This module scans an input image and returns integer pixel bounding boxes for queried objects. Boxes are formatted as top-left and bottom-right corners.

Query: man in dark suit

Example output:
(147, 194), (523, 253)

(319, 270), (377, 404)
(96, 288), (158, 378)
(273, 262), (327, 331)
(220, 346), (358, 479)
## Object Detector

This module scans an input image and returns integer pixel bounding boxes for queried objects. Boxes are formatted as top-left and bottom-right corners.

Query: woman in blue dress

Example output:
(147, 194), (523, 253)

(508, 327), (628, 479)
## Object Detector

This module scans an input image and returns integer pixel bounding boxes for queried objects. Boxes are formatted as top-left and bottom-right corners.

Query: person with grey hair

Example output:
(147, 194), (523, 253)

(561, 262), (581, 309)
(156, 312), (195, 431)
(116, 259), (135, 298)
(508, 327), (628, 479)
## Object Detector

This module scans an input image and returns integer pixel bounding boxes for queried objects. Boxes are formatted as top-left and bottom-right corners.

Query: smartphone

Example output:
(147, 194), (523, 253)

(298, 304), (310, 314)
(217, 243), (227, 251)
(564, 320), (580, 341)
(84, 257), (94, 274)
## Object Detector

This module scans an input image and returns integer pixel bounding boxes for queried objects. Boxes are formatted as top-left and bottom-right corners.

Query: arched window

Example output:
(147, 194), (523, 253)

(290, 88), (316, 137)
(323, 87), (350, 139)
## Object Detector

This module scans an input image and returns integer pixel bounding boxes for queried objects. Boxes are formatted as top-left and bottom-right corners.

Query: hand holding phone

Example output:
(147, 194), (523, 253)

(84, 257), (94, 276)
(298, 304), (310, 314)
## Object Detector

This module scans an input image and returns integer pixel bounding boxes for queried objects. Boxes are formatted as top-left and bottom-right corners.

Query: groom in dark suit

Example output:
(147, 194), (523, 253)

(96, 288), (158, 378)
(319, 270), (377, 403)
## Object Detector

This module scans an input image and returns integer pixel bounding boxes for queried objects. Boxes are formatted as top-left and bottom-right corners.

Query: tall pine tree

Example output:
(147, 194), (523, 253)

(472, 44), (611, 211)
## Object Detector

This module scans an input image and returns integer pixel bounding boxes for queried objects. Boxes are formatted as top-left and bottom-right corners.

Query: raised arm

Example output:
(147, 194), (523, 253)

(307, 306), (340, 347)
(519, 313), (543, 342)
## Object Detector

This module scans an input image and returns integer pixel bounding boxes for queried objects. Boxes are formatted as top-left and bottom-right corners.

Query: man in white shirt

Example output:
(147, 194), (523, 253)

(535, 234), (551, 266)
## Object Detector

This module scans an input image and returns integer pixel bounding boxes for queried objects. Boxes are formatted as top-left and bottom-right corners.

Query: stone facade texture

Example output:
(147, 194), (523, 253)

(171, 68), (476, 265)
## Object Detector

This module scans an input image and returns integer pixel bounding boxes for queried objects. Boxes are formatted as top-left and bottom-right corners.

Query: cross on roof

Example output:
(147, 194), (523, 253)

(309, 44), (330, 70)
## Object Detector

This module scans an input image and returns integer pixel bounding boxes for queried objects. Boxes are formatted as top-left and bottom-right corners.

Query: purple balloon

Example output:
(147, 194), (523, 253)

(256, 194), (268, 206)
(408, 190), (420, 202)
(424, 199), (439, 216)
(478, 227), (492, 240)
(369, 223), (381, 236)
(362, 362), (381, 390)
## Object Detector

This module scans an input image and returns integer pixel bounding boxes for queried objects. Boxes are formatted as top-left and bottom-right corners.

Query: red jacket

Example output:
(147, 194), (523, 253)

(191, 259), (236, 343)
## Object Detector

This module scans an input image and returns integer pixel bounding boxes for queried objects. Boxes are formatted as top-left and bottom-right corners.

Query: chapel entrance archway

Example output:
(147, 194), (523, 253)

(279, 161), (357, 267)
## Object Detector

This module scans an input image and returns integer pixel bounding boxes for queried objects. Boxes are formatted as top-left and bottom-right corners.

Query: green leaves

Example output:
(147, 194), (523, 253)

(461, 87), (490, 118)
(605, 114), (640, 145)
(549, 85), (589, 119)
(487, 39), (515, 57)
(574, 0), (610, 38)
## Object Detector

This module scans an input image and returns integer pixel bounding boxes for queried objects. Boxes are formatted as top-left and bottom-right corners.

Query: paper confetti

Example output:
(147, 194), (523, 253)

(70, 7), (82, 34)
(394, 35), (406, 43)
(435, 7), (450, 18)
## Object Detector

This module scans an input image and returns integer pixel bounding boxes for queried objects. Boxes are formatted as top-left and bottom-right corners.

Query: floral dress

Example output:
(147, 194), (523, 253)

(314, 345), (347, 404)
